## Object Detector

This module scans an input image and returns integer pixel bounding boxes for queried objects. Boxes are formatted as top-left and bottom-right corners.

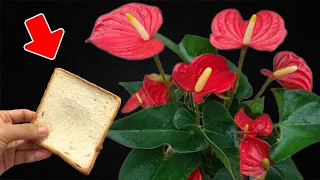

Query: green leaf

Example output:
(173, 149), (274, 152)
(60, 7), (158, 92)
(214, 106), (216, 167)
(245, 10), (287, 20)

(200, 149), (223, 176)
(264, 129), (280, 146)
(213, 168), (233, 180)
(154, 33), (189, 63)
(265, 157), (303, 180)
(119, 147), (202, 180)
(228, 99), (241, 117)
(201, 171), (214, 180)
(227, 61), (253, 100)
(262, 133), (303, 180)
(173, 108), (195, 128)
(202, 100), (240, 180)
(174, 87), (185, 101)
(270, 88), (320, 162)
(204, 94), (224, 105)
(178, 34), (217, 63)
(119, 81), (142, 94)
(235, 97), (265, 119)
(241, 97), (265, 114)
(108, 102), (206, 153)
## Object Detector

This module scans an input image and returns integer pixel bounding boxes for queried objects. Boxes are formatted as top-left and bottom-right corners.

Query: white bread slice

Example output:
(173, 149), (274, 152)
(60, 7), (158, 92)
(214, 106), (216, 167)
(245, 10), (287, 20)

(31, 68), (121, 175)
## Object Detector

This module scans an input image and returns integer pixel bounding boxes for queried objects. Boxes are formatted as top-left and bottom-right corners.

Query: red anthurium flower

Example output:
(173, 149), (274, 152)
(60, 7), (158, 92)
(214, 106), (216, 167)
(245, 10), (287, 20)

(261, 51), (313, 92)
(172, 53), (236, 104)
(210, 9), (287, 51)
(240, 136), (273, 180)
(121, 74), (169, 113)
(234, 108), (272, 137)
(187, 168), (202, 180)
(86, 3), (164, 60)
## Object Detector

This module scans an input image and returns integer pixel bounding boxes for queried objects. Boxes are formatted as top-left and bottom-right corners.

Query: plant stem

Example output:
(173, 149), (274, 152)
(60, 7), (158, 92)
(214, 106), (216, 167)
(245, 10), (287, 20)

(184, 92), (188, 104)
(168, 88), (176, 102)
(253, 77), (274, 100)
(195, 103), (200, 125)
(154, 33), (189, 63)
(154, 54), (169, 87)
(273, 123), (280, 128)
(154, 54), (176, 101)
(189, 93), (194, 109)
(187, 93), (191, 107)
(226, 46), (248, 110)
(273, 123), (282, 139)
(224, 90), (231, 108)
(171, 89), (177, 101)
(273, 128), (281, 139)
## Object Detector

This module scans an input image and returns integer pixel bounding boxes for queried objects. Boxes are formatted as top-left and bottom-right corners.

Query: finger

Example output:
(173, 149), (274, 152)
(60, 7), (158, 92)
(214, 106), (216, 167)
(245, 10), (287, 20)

(0, 123), (49, 143)
(16, 140), (41, 151)
(5, 110), (35, 124)
(3, 142), (16, 171)
(14, 149), (52, 165)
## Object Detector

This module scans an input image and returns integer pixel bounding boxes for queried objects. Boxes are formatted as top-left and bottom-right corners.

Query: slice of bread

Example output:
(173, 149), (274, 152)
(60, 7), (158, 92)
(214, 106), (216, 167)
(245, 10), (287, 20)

(31, 68), (121, 175)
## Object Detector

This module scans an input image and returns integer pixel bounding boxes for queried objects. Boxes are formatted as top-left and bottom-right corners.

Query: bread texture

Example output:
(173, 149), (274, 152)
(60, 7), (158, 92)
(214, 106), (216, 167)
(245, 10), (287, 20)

(31, 68), (121, 175)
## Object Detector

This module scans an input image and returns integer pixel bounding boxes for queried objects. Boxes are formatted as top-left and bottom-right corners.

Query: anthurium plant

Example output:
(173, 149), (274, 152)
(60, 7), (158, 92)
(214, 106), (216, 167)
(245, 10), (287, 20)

(86, 3), (317, 180)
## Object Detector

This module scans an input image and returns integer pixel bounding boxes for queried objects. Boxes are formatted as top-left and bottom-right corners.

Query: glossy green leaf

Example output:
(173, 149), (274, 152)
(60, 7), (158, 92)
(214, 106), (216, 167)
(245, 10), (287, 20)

(228, 99), (241, 117)
(262, 132), (303, 180)
(202, 100), (240, 180)
(200, 148), (223, 176)
(178, 34), (217, 62)
(241, 97), (265, 114)
(119, 81), (142, 94)
(173, 108), (195, 128)
(270, 89), (320, 162)
(265, 157), (303, 180)
(201, 171), (214, 180)
(174, 87), (185, 101)
(204, 94), (224, 104)
(108, 102), (206, 153)
(154, 33), (189, 63)
(235, 97), (265, 119)
(264, 130), (280, 146)
(119, 147), (202, 180)
(213, 168), (233, 180)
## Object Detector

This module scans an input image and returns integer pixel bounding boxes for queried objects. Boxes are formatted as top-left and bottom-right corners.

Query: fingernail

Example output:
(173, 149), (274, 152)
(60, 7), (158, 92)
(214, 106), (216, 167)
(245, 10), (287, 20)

(38, 125), (49, 137)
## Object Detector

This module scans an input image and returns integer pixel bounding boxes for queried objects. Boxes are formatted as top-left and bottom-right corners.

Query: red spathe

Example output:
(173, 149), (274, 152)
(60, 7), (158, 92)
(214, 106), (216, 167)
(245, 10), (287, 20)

(261, 51), (313, 92)
(172, 53), (236, 103)
(240, 136), (273, 180)
(187, 168), (202, 180)
(87, 3), (164, 60)
(121, 74), (169, 113)
(234, 108), (273, 137)
(210, 9), (287, 51)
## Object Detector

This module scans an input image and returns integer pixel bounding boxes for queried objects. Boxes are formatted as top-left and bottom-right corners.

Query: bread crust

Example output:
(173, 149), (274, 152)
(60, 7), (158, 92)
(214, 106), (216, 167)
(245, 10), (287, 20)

(31, 68), (121, 175)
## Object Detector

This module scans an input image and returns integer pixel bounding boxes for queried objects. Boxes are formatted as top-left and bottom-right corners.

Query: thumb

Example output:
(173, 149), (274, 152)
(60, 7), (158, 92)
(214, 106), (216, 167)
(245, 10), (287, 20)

(0, 123), (49, 144)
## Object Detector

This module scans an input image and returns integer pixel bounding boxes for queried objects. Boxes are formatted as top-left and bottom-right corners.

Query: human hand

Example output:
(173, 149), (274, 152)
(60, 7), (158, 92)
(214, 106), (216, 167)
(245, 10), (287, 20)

(0, 109), (51, 175)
